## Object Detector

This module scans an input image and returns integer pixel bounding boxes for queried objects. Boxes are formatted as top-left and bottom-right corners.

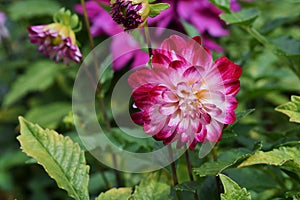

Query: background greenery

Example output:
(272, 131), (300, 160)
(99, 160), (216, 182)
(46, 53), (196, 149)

(0, 0), (300, 199)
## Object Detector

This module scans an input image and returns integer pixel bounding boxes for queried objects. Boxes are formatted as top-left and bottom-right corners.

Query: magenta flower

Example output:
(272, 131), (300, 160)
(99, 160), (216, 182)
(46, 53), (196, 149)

(148, 0), (242, 52)
(75, 0), (123, 36)
(128, 35), (242, 149)
(0, 12), (9, 42)
(28, 23), (82, 64)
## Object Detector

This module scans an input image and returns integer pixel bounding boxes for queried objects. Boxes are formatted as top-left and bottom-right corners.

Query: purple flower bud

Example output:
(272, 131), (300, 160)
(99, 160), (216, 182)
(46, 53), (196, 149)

(110, 0), (150, 30)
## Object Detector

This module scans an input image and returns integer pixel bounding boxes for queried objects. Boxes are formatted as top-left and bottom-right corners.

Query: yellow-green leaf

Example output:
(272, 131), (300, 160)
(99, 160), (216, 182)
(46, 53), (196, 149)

(17, 117), (90, 200)
(219, 174), (251, 200)
(95, 187), (132, 200)
(275, 95), (300, 123)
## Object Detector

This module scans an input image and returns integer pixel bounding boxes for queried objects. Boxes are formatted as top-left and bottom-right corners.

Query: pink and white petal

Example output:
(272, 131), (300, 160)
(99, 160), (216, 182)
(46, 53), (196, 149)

(128, 68), (156, 88)
(204, 120), (223, 142)
(214, 57), (242, 95)
(181, 37), (213, 67)
(159, 103), (178, 115)
(152, 51), (171, 68)
(168, 110), (181, 127)
(130, 112), (144, 125)
(162, 90), (178, 103)
(160, 35), (187, 53)
(176, 117), (189, 133)
(195, 125), (207, 142)
(182, 66), (202, 84)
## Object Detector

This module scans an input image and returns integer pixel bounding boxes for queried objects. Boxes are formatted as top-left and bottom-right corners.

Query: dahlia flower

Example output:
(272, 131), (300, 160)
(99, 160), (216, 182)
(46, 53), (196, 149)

(110, 0), (150, 30)
(0, 12), (9, 42)
(28, 9), (82, 65)
(128, 35), (242, 149)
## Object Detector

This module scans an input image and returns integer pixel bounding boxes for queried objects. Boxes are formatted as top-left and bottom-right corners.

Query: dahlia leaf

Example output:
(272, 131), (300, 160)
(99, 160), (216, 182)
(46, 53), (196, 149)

(193, 151), (252, 177)
(131, 172), (171, 200)
(209, 0), (231, 13)
(17, 117), (90, 200)
(149, 3), (170, 18)
(8, 0), (61, 20)
(25, 102), (71, 129)
(95, 187), (132, 200)
(219, 174), (251, 200)
(275, 95), (300, 123)
(3, 61), (61, 107)
(238, 146), (300, 170)
(220, 8), (259, 25)
(174, 181), (200, 193)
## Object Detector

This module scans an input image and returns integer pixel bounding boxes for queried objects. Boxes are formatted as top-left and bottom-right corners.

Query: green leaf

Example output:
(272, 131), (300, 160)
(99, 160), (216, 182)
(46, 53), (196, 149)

(286, 191), (300, 199)
(275, 95), (300, 123)
(17, 117), (90, 200)
(131, 172), (171, 200)
(25, 102), (71, 129)
(219, 174), (251, 200)
(8, 0), (61, 20)
(238, 147), (300, 170)
(149, 3), (170, 18)
(174, 181), (200, 193)
(220, 8), (259, 25)
(181, 20), (200, 37)
(193, 153), (251, 177)
(3, 61), (62, 107)
(209, 0), (230, 13)
(95, 187), (132, 200)
(271, 36), (300, 56)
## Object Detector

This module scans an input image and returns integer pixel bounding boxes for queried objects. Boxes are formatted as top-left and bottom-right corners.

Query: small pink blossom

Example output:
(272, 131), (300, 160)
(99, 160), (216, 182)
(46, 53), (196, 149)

(28, 23), (82, 65)
(128, 35), (242, 149)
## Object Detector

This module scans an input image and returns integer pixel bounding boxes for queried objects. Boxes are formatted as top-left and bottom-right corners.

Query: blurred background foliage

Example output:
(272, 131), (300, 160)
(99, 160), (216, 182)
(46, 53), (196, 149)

(0, 0), (300, 199)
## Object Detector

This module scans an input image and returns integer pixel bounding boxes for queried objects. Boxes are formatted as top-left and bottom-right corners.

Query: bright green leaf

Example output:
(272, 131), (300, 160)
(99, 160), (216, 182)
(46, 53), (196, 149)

(95, 187), (132, 200)
(3, 61), (62, 107)
(17, 117), (90, 200)
(149, 3), (170, 18)
(8, 0), (61, 20)
(220, 8), (259, 25)
(25, 102), (71, 129)
(131, 172), (171, 200)
(209, 0), (230, 13)
(275, 95), (300, 123)
(238, 146), (300, 170)
(219, 174), (251, 200)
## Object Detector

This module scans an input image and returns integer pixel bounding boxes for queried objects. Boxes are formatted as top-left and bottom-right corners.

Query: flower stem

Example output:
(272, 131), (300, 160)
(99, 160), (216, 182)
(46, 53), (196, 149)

(213, 146), (222, 200)
(168, 146), (182, 200)
(144, 23), (152, 59)
(185, 150), (199, 200)
(80, 0), (122, 187)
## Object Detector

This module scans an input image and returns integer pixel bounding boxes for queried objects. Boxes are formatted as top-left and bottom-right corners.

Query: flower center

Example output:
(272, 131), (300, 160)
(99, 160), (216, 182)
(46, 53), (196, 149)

(176, 82), (210, 121)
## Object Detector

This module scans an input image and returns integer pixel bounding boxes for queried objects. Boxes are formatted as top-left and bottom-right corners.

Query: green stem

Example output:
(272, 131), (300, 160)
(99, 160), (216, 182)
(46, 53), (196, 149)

(185, 150), (199, 200)
(168, 146), (182, 200)
(80, 0), (122, 187)
(144, 23), (152, 60)
(212, 145), (222, 200)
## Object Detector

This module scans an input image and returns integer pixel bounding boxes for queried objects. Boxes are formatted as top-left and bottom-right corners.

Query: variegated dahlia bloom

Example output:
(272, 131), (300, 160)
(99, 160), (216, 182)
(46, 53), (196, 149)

(129, 35), (242, 149)
(28, 23), (82, 64)
(110, 0), (150, 30)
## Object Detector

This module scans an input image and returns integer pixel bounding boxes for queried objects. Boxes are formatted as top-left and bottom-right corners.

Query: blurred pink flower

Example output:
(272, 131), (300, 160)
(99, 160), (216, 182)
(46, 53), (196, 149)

(76, 0), (147, 70)
(75, 0), (123, 36)
(148, 0), (241, 52)
(128, 35), (241, 149)
(28, 23), (82, 64)
(0, 12), (9, 42)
